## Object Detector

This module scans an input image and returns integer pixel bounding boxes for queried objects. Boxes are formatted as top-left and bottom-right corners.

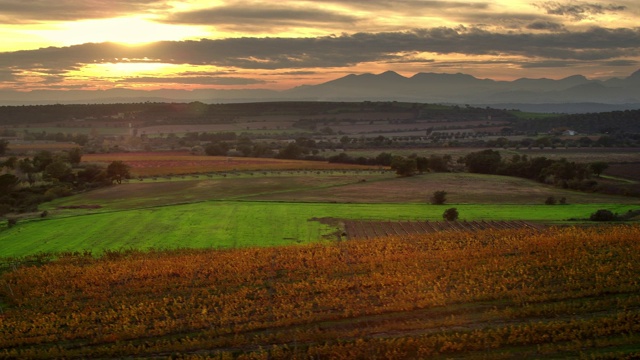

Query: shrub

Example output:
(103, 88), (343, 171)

(590, 209), (617, 221)
(443, 207), (459, 221)
(431, 190), (447, 205)
(545, 196), (557, 205)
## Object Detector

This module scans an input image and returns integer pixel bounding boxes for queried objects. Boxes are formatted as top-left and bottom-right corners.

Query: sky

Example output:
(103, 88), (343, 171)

(0, 0), (639, 92)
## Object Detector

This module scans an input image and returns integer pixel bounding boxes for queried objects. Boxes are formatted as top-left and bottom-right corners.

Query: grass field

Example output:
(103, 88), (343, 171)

(2, 200), (637, 258)
(2, 171), (638, 258)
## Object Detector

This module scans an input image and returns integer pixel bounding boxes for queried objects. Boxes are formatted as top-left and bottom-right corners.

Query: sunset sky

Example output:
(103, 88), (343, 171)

(1, 0), (639, 92)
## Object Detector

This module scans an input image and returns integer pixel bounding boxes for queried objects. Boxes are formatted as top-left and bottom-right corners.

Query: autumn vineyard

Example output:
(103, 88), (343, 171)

(1, 225), (640, 359)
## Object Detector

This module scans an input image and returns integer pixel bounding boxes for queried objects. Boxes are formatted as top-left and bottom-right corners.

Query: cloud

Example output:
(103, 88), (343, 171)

(520, 60), (578, 68)
(0, 27), (638, 74)
(0, 69), (17, 82)
(164, 3), (358, 28)
(601, 59), (639, 66)
(535, 1), (627, 21)
(0, 0), (170, 23)
(117, 76), (266, 85)
(305, 0), (491, 11)
(526, 20), (565, 31)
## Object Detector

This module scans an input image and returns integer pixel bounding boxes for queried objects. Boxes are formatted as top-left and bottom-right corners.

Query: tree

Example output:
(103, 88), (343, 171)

(44, 160), (72, 182)
(590, 161), (609, 177)
(443, 208), (459, 221)
(17, 158), (37, 185)
(276, 143), (303, 159)
(415, 156), (429, 173)
(431, 190), (447, 205)
(106, 161), (130, 184)
(0, 174), (20, 193)
(67, 148), (83, 166)
(590, 209), (617, 221)
(390, 156), (417, 177)
(463, 149), (502, 174)
(0, 139), (8, 156)
(375, 152), (393, 166)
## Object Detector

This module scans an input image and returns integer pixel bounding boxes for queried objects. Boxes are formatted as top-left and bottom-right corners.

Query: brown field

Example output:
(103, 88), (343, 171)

(606, 162), (640, 181)
(6, 142), (79, 152)
(515, 147), (640, 163)
(82, 152), (381, 176)
(343, 220), (543, 239)
(247, 172), (639, 204)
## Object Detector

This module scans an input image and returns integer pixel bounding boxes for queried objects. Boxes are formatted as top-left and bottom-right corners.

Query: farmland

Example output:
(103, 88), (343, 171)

(2, 101), (640, 359)
(2, 169), (638, 258)
(1, 226), (639, 358)
(82, 152), (378, 177)
(2, 151), (638, 259)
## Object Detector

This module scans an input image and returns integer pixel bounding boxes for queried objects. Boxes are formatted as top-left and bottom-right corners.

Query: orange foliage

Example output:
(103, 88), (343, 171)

(1, 225), (640, 358)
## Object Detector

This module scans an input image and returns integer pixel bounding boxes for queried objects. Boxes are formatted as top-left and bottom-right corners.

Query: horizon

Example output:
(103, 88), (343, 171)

(1, 0), (639, 96)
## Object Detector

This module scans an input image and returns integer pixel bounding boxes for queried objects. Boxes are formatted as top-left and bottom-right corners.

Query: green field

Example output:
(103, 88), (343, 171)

(1, 172), (638, 258)
(0, 172), (638, 257)
(2, 200), (637, 258)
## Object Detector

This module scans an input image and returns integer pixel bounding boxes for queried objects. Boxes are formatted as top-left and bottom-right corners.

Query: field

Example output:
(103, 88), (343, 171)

(343, 220), (542, 239)
(2, 103), (640, 358)
(82, 152), (379, 177)
(1, 226), (639, 358)
(2, 169), (638, 258)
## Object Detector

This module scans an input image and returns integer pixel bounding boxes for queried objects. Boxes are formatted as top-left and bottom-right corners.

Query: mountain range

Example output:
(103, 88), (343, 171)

(1, 69), (639, 113)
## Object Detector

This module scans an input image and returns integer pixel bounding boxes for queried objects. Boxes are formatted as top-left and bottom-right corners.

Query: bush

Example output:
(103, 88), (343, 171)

(545, 196), (557, 205)
(431, 190), (447, 205)
(443, 207), (459, 221)
(590, 209), (617, 221)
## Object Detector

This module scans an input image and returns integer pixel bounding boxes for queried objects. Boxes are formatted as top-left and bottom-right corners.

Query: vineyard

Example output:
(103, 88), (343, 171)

(343, 219), (543, 239)
(1, 225), (639, 359)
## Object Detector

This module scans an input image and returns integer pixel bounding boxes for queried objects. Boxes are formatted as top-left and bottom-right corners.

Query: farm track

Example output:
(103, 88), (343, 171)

(344, 220), (543, 239)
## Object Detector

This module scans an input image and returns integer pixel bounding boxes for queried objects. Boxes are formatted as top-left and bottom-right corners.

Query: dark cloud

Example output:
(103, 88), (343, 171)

(0, 69), (17, 82)
(536, 1), (627, 20)
(0, 27), (638, 73)
(278, 71), (319, 75)
(164, 4), (357, 27)
(520, 60), (578, 68)
(526, 20), (565, 31)
(117, 76), (266, 85)
(0, 0), (170, 23)
(304, 0), (490, 11)
(601, 59), (639, 66)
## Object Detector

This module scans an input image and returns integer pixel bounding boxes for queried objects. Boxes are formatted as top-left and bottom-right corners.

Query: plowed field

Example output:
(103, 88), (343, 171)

(344, 219), (543, 239)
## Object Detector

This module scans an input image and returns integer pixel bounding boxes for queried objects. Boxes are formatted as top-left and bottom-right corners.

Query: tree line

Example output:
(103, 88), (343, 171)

(0, 149), (130, 216)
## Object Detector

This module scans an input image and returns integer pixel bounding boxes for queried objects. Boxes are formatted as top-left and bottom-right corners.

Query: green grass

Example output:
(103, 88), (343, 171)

(1, 201), (636, 259)
(2, 172), (638, 259)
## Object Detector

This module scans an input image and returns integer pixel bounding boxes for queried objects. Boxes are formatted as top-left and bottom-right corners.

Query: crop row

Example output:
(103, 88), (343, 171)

(344, 220), (542, 239)
(1, 225), (639, 358)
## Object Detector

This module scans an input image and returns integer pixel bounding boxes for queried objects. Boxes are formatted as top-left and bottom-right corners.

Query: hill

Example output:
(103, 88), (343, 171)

(1, 70), (639, 112)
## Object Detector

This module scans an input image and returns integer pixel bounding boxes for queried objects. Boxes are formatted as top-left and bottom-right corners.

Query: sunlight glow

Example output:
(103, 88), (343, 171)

(27, 17), (209, 47)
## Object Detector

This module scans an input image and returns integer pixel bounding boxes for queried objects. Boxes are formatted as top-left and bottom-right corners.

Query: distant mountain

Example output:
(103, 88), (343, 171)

(1, 69), (639, 113)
